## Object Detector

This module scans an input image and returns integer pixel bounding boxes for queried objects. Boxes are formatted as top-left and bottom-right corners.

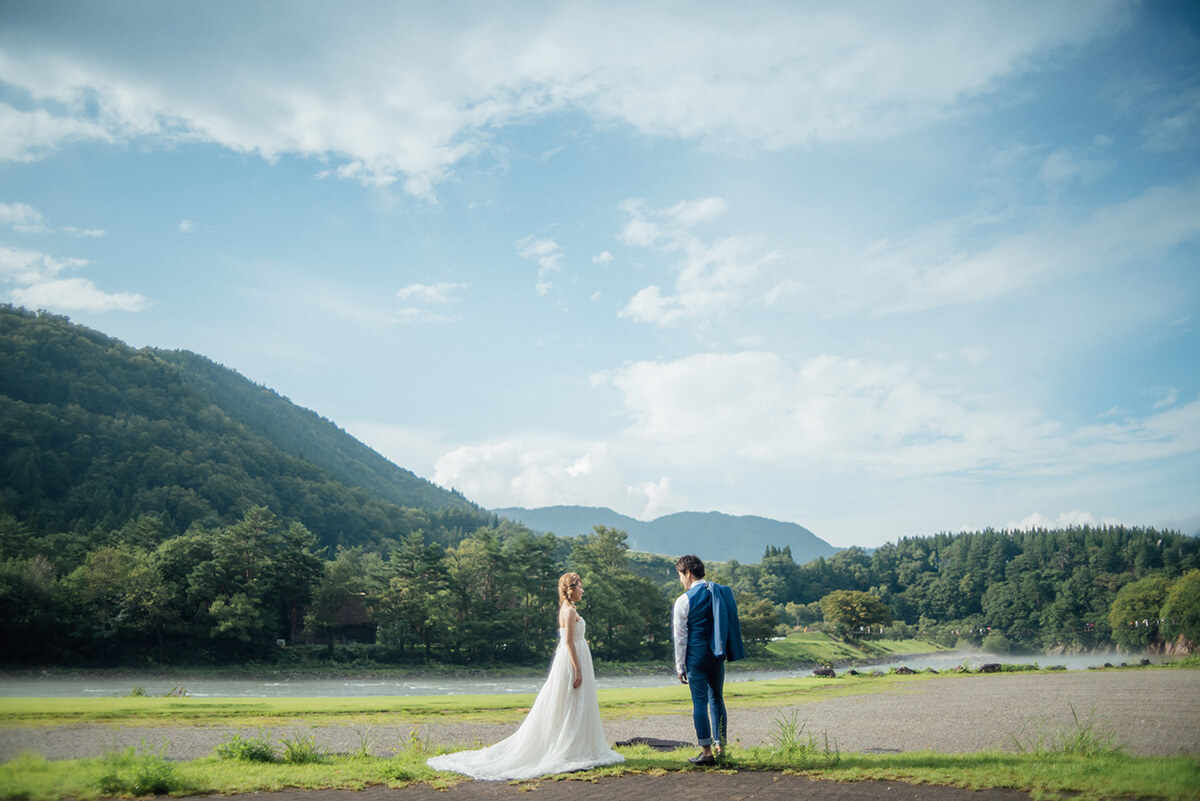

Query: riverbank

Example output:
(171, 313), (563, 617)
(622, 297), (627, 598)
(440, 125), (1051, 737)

(1, 669), (1196, 761)
(0, 634), (952, 682)
(1, 637), (1177, 688)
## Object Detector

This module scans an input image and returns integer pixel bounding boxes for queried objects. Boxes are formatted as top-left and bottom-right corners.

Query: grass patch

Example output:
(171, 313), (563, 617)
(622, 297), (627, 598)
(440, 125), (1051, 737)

(278, 729), (329, 764)
(766, 707), (840, 766)
(0, 672), (936, 728)
(2, 743), (1196, 801)
(793, 750), (1200, 801)
(94, 741), (200, 797)
(755, 632), (948, 665)
(214, 731), (277, 763)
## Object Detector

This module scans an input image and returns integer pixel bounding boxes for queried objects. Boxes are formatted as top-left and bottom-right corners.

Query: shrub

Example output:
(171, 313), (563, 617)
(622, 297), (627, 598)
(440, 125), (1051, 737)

(280, 730), (327, 764)
(1161, 569), (1200, 649)
(96, 742), (192, 796)
(981, 633), (1012, 653)
(215, 732), (276, 762)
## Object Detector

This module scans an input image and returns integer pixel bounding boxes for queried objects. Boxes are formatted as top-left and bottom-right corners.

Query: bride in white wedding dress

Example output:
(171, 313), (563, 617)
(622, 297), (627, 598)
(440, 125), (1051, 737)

(426, 572), (625, 781)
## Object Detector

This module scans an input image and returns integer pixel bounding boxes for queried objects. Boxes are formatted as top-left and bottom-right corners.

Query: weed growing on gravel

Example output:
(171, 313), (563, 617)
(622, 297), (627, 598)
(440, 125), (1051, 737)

(1012, 702), (1124, 756)
(95, 740), (197, 796)
(215, 731), (276, 762)
(351, 725), (377, 759)
(279, 729), (328, 764)
(767, 707), (840, 767)
(770, 707), (816, 758)
(395, 728), (434, 757)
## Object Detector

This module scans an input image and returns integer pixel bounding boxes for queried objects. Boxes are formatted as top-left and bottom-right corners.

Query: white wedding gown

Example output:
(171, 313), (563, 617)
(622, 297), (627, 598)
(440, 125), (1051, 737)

(426, 617), (624, 780)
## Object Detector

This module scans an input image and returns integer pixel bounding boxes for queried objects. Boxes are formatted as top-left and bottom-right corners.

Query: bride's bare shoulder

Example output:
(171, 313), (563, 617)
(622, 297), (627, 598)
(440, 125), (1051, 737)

(558, 604), (581, 627)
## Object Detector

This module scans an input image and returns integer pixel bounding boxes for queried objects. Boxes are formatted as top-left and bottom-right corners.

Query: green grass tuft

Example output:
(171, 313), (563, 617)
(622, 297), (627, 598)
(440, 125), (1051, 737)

(279, 729), (329, 764)
(94, 741), (201, 797)
(214, 731), (277, 762)
(1012, 702), (1124, 757)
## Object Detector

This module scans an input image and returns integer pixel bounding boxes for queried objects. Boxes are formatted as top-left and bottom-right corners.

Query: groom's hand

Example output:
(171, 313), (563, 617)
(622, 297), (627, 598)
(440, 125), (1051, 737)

(678, 672), (688, 684)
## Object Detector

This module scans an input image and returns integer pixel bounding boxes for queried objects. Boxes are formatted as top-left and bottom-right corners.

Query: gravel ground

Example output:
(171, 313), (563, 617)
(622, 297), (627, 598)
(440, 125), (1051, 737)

(2, 669), (1197, 762)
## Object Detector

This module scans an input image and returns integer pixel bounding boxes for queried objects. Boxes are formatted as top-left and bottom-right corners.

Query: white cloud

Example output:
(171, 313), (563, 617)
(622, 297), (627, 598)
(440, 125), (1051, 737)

(617, 197), (779, 326)
(0, 244), (89, 283)
(1140, 87), (1200, 153)
(609, 176), (1200, 328)
(763, 279), (804, 307)
(0, 2), (1127, 195)
(516, 235), (564, 295)
(0, 104), (115, 162)
(395, 307), (461, 324)
(179, 219), (195, 234)
(391, 281), (468, 323)
(433, 439), (686, 520)
(63, 226), (105, 238)
(592, 251), (613, 264)
(10, 276), (149, 312)
(0, 202), (48, 233)
(1005, 510), (1119, 531)
(1038, 147), (1114, 191)
(0, 202), (104, 236)
(0, 243), (147, 313)
(594, 352), (1200, 478)
(396, 281), (468, 304)
(1109, 71), (1200, 154)
(1153, 388), (1179, 409)
(1069, 396), (1200, 466)
(844, 177), (1200, 316)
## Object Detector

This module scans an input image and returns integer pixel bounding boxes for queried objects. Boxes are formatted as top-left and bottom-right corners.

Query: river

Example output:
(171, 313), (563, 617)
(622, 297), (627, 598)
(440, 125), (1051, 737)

(0, 651), (1166, 698)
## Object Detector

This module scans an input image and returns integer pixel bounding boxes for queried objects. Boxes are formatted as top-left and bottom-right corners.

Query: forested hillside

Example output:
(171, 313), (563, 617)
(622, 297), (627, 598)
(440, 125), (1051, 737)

(0, 305), (490, 554)
(156, 349), (462, 512)
(716, 527), (1200, 652)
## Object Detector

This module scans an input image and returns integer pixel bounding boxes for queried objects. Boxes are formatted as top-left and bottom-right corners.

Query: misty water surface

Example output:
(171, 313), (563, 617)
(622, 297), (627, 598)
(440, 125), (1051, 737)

(0, 651), (1162, 697)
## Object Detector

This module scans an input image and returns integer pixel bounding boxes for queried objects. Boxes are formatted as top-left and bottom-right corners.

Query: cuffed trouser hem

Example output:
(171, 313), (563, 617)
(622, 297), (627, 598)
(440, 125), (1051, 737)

(697, 737), (713, 746)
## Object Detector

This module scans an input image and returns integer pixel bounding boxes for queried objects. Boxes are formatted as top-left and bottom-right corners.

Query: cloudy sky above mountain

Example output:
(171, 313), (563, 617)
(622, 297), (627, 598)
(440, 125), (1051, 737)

(2, 1), (1197, 547)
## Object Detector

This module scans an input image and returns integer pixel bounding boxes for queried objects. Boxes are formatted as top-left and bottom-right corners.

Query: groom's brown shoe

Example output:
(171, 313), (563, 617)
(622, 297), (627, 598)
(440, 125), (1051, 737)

(688, 753), (716, 766)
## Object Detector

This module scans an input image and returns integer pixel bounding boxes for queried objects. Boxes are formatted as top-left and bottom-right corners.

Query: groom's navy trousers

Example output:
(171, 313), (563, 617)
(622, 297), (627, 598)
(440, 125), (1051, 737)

(686, 650), (726, 746)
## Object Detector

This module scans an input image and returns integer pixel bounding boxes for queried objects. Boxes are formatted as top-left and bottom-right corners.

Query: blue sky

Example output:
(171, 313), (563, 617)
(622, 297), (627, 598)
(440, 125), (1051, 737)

(1, 1), (1198, 549)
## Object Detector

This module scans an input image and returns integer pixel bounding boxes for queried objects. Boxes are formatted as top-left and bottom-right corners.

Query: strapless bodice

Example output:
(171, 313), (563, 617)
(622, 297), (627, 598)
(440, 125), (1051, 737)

(559, 617), (585, 639)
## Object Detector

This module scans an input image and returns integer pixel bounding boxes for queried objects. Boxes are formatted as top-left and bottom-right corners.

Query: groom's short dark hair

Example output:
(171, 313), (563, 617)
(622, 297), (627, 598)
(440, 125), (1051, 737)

(675, 554), (705, 578)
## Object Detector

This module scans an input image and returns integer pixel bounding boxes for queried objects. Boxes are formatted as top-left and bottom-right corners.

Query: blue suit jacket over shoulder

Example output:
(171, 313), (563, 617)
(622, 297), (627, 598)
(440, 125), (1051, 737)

(698, 581), (746, 663)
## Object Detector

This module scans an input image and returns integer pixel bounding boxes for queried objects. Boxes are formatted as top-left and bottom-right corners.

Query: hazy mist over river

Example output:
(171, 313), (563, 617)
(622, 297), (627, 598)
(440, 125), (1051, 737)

(0, 652), (1169, 698)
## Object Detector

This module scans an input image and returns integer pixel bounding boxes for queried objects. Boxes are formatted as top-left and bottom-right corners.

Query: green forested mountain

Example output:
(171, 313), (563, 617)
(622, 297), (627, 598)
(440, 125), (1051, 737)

(156, 349), (467, 513)
(0, 305), (488, 555)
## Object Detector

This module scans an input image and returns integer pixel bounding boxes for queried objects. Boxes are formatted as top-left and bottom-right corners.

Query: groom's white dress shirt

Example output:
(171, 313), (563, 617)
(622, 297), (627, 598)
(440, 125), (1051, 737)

(672, 579), (708, 676)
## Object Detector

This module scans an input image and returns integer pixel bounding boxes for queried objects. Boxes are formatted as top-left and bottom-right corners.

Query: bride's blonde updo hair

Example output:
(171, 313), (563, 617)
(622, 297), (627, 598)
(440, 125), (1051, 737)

(558, 572), (582, 606)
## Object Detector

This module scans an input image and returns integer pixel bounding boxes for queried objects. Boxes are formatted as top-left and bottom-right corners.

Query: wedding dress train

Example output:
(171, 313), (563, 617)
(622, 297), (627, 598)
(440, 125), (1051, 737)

(426, 617), (624, 780)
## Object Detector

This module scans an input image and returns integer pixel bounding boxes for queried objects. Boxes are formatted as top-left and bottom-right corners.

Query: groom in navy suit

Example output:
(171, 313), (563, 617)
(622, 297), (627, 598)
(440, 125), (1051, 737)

(672, 554), (745, 765)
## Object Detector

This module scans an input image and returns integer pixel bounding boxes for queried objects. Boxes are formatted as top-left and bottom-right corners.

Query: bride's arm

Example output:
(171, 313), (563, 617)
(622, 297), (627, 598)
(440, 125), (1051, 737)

(563, 605), (583, 689)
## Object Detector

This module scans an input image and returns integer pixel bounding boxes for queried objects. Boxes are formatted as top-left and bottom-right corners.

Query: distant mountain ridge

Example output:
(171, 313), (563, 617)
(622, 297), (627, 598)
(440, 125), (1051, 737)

(493, 505), (839, 565)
